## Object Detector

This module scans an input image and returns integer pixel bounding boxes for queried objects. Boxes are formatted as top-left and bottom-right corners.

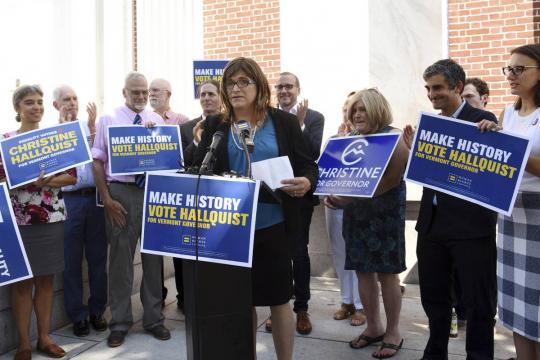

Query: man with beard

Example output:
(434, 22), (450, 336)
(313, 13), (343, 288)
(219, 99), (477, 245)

(92, 72), (170, 347)
(149, 78), (189, 125)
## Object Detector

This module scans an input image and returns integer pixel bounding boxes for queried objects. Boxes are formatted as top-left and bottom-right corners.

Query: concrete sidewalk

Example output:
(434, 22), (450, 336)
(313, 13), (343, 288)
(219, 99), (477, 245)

(0, 277), (516, 360)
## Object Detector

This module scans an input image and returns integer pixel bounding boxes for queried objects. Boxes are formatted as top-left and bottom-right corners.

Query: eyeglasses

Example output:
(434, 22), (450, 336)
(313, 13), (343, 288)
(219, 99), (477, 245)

(128, 89), (149, 96)
(225, 79), (256, 91)
(502, 65), (540, 76)
(274, 84), (295, 91)
(149, 88), (167, 94)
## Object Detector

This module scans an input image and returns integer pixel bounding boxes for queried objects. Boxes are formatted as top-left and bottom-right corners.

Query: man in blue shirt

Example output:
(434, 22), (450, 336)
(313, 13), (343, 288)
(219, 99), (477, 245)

(53, 85), (108, 337)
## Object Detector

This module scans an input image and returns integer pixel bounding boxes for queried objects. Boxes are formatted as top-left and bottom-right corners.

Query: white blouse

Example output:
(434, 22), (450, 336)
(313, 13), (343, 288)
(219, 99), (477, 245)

(502, 104), (540, 192)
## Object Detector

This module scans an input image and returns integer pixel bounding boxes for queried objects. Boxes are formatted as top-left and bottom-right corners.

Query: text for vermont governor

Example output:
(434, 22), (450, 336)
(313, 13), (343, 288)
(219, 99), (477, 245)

(146, 191), (250, 230)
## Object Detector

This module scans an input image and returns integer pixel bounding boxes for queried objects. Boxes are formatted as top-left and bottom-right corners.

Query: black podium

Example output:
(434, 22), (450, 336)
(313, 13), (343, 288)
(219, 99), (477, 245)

(183, 260), (254, 359)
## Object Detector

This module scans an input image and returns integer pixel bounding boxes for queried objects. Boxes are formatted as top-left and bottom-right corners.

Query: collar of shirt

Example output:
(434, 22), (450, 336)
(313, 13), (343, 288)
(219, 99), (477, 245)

(279, 102), (299, 115)
(451, 100), (466, 118)
(120, 105), (142, 121)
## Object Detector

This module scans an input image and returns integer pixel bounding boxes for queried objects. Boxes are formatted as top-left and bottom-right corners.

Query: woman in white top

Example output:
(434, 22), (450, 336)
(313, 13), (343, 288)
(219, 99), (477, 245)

(324, 93), (366, 326)
(479, 43), (540, 359)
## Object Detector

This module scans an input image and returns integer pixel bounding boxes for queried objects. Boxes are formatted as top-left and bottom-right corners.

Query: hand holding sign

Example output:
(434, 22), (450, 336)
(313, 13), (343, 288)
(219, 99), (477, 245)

(477, 119), (502, 133)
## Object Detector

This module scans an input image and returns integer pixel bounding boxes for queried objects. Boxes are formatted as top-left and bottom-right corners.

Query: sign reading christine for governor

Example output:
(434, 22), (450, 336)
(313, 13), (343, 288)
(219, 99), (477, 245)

(107, 125), (182, 175)
(0, 183), (33, 286)
(0, 121), (92, 189)
(405, 112), (532, 215)
(315, 133), (401, 197)
(141, 173), (260, 268)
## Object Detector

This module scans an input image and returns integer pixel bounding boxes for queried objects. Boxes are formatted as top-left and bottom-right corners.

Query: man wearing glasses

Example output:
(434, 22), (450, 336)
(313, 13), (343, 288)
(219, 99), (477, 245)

(92, 72), (170, 347)
(149, 78), (189, 125)
(264, 72), (324, 335)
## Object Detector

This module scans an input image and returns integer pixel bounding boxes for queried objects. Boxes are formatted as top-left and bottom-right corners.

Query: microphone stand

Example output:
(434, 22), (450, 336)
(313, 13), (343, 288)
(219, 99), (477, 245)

(238, 132), (252, 179)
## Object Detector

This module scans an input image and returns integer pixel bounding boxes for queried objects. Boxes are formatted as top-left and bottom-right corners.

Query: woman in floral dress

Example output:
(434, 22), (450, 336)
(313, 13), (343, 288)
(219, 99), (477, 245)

(0, 85), (76, 360)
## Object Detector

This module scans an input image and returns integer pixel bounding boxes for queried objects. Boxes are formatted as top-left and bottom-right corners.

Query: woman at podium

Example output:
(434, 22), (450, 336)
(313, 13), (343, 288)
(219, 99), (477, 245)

(195, 57), (318, 360)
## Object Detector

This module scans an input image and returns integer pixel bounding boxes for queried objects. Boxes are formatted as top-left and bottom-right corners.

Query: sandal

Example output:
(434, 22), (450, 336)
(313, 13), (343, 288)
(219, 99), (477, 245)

(333, 303), (355, 320)
(350, 309), (366, 326)
(372, 339), (403, 359)
(349, 333), (385, 349)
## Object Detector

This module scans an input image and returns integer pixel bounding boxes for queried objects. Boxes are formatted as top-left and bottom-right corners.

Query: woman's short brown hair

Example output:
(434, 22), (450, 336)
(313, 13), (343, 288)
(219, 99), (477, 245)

(13, 84), (43, 122)
(220, 57), (271, 124)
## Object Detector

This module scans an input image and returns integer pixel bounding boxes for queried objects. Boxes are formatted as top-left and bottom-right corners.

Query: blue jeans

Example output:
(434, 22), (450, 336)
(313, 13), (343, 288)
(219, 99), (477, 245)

(63, 192), (108, 323)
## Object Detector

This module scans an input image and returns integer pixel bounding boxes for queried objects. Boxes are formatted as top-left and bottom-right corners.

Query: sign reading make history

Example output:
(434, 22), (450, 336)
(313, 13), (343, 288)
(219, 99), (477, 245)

(315, 133), (401, 197)
(0, 121), (92, 189)
(193, 60), (228, 99)
(405, 112), (531, 215)
(107, 125), (182, 175)
(141, 173), (259, 268)
(0, 183), (33, 286)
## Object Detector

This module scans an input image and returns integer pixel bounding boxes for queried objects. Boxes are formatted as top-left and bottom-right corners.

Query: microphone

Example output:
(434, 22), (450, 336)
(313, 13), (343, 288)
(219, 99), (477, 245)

(235, 120), (254, 153)
(199, 131), (224, 174)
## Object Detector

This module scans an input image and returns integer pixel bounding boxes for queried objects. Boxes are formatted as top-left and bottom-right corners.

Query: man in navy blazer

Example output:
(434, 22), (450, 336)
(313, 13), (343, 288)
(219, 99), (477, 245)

(265, 72), (324, 335)
(413, 59), (497, 360)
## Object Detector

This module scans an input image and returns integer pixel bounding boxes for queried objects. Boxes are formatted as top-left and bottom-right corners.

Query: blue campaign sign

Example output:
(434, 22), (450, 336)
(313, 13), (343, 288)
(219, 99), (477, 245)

(107, 125), (182, 175)
(141, 173), (260, 268)
(315, 133), (401, 197)
(405, 112), (531, 215)
(0, 121), (92, 189)
(0, 183), (33, 286)
(193, 60), (228, 98)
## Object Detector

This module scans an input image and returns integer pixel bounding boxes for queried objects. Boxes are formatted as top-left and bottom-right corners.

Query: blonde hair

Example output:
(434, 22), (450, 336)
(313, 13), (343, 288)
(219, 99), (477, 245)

(347, 88), (393, 134)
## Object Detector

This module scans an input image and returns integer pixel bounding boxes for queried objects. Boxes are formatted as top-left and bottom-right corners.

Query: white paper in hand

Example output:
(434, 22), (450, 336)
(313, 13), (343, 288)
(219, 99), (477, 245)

(251, 156), (294, 190)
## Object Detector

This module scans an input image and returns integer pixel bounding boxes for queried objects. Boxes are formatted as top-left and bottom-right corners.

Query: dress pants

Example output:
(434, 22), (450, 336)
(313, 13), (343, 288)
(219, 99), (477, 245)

(293, 203), (314, 313)
(106, 183), (164, 331)
(63, 192), (108, 323)
(173, 257), (184, 304)
(417, 234), (497, 360)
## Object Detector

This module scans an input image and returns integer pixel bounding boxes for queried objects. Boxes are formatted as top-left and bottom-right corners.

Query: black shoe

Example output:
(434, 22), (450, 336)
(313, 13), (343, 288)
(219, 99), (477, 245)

(90, 314), (108, 332)
(107, 330), (127, 347)
(73, 319), (90, 337)
(146, 324), (171, 340)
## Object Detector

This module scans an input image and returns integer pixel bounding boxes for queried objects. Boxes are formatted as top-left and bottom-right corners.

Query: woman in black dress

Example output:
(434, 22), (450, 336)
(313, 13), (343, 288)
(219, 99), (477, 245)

(194, 57), (317, 360)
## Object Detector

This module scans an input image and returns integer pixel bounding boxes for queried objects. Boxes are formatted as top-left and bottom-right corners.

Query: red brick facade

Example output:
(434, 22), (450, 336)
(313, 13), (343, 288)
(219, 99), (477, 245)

(200, 1), (540, 114)
(448, 0), (540, 115)
(203, 0), (281, 85)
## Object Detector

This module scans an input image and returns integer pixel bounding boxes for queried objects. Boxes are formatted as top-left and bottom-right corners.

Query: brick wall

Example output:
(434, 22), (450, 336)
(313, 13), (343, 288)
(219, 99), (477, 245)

(203, 0), (281, 85)
(448, 0), (540, 115)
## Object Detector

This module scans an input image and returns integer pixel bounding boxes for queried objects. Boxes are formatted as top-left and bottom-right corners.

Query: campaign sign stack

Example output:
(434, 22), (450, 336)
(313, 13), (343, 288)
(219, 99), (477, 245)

(0, 121), (92, 188)
(405, 112), (531, 215)
(0, 183), (32, 286)
(141, 173), (260, 268)
(315, 133), (401, 197)
(107, 125), (182, 175)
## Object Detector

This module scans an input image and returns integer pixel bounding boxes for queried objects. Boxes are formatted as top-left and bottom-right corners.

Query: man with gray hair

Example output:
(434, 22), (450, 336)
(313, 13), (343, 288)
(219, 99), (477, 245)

(149, 78), (189, 125)
(53, 85), (108, 337)
(92, 72), (170, 347)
